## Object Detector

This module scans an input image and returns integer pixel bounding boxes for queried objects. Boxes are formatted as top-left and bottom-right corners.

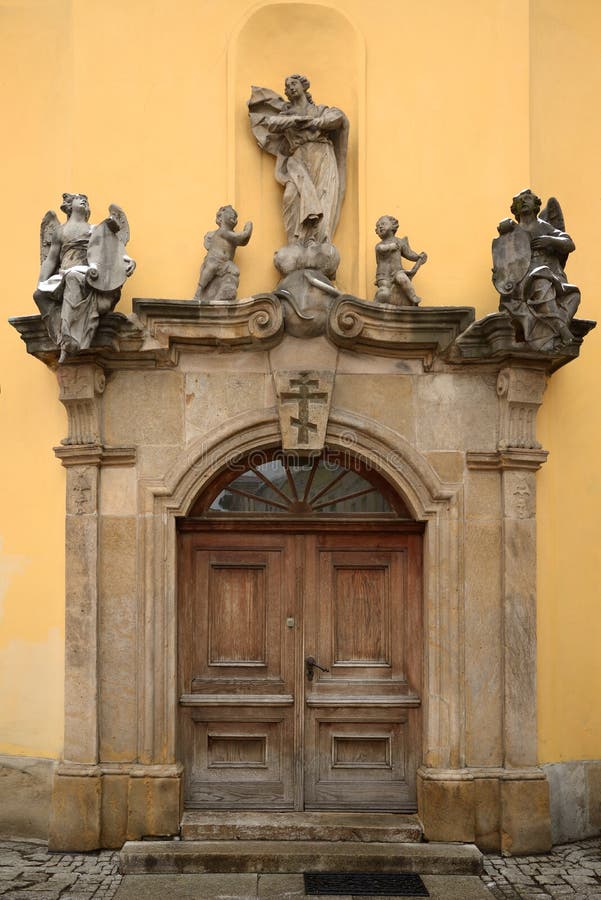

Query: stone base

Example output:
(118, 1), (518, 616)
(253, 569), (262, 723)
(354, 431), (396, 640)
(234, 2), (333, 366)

(48, 767), (182, 851)
(418, 768), (552, 854)
(543, 759), (601, 844)
(0, 755), (56, 841)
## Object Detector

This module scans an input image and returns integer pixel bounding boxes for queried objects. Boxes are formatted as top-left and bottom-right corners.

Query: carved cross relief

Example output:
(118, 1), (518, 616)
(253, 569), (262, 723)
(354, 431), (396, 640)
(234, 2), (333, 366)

(274, 370), (334, 451)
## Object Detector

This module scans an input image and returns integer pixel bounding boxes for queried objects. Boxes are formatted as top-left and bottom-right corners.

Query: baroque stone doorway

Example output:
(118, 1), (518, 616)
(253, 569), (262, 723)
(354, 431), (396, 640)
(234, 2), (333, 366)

(177, 452), (423, 813)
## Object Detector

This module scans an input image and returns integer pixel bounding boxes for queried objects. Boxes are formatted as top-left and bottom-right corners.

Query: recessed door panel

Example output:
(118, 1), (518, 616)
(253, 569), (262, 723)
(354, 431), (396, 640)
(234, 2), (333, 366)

(179, 533), (296, 808)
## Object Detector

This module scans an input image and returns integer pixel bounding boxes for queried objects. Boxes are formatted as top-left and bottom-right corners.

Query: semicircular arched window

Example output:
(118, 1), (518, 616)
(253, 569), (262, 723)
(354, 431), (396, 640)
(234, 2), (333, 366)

(189, 450), (412, 518)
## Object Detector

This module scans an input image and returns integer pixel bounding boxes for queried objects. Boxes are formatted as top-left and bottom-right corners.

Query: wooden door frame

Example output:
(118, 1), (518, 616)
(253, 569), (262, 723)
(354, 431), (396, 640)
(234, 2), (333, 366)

(177, 518), (424, 811)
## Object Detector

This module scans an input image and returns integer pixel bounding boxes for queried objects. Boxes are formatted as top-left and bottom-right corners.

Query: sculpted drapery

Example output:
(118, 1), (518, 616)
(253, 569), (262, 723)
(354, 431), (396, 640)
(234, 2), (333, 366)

(248, 75), (349, 245)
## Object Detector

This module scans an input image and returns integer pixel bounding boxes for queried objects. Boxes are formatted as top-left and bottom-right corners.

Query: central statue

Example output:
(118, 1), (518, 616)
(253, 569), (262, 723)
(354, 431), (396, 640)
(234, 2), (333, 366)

(249, 75), (349, 336)
(249, 74), (349, 245)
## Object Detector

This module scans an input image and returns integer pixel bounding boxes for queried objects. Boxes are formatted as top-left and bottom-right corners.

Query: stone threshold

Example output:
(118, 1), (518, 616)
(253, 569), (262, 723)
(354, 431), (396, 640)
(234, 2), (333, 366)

(181, 810), (423, 843)
(120, 839), (482, 875)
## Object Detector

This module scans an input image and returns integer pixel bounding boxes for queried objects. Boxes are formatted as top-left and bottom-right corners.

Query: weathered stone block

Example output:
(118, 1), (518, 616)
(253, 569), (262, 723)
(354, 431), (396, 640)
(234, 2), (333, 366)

(474, 777), (501, 851)
(100, 467), (138, 516)
(464, 519), (503, 767)
(104, 371), (185, 446)
(126, 775), (182, 840)
(417, 774), (475, 843)
(64, 514), (98, 764)
(501, 778), (551, 854)
(185, 372), (269, 443)
(99, 516), (138, 762)
(0, 755), (56, 841)
(465, 470), (501, 520)
(332, 374), (415, 442)
(416, 374), (498, 452)
(48, 773), (101, 851)
(101, 774), (129, 848)
(425, 451), (464, 483)
(587, 762), (601, 830)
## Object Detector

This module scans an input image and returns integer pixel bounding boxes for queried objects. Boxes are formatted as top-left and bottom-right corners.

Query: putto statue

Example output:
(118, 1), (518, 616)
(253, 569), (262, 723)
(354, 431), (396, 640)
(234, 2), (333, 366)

(374, 215), (428, 306)
(492, 189), (580, 351)
(34, 194), (135, 363)
(248, 74), (349, 246)
(194, 205), (253, 302)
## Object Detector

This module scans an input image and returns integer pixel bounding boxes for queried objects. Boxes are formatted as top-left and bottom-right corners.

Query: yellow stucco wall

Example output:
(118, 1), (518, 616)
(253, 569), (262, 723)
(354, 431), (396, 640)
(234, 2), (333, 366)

(0, 0), (598, 761)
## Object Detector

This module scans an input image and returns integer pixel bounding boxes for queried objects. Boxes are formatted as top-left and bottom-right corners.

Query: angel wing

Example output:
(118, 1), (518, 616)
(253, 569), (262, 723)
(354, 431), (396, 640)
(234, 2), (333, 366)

(40, 210), (59, 264)
(540, 196), (565, 232)
(247, 85), (288, 156)
(540, 197), (569, 268)
(108, 204), (130, 245)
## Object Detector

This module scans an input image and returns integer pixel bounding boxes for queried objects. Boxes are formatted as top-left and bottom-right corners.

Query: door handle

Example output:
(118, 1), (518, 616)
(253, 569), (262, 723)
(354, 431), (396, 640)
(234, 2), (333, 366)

(305, 656), (330, 681)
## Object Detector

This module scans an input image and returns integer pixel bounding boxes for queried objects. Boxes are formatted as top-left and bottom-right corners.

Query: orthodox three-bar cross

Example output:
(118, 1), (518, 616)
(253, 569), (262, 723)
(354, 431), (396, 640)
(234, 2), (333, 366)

(280, 373), (328, 444)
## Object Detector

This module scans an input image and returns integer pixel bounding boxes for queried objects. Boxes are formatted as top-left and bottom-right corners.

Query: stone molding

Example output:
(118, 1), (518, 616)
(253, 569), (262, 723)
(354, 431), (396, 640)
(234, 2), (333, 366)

(418, 766), (548, 782)
(54, 445), (137, 468)
(57, 763), (183, 778)
(327, 297), (474, 363)
(11, 303), (594, 374)
(132, 295), (284, 358)
(453, 311), (596, 374)
(466, 449), (548, 471)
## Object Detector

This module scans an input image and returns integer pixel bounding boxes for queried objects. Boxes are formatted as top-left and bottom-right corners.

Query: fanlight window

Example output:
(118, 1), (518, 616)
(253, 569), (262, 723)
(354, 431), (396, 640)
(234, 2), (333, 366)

(195, 451), (411, 517)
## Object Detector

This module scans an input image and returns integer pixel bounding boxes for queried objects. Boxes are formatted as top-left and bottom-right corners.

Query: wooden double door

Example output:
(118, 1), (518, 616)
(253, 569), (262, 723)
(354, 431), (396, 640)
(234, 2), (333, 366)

(178, 525), (422, 811)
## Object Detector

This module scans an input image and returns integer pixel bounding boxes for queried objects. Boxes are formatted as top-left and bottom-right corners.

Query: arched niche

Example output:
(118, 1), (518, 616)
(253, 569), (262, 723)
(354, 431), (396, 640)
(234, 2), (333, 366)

(228, 2), (366, 298)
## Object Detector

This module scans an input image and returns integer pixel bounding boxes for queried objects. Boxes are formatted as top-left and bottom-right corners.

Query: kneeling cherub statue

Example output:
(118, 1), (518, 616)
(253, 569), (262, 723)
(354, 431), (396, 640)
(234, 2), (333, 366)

(374, 215), (427, 306)
(34, 193), (136, 363)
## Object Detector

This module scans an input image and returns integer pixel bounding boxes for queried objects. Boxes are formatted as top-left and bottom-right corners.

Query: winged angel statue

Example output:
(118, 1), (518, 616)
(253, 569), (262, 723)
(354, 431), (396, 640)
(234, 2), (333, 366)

(34, 193), (136, 362)
(492, 189), (580, 351)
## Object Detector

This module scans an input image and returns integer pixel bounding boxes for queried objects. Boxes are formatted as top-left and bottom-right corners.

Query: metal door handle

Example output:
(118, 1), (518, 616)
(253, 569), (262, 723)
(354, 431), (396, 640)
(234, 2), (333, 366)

(305, 656), (330, 681)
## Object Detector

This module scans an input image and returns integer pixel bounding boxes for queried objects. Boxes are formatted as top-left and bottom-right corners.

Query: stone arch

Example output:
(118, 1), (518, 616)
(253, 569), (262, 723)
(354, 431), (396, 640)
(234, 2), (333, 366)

(137, 406), (464, 778)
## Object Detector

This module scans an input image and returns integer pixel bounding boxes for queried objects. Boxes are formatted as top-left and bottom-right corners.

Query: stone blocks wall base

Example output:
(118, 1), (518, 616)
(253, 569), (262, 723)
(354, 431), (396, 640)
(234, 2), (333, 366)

(500, 778), (552, 854)
(543, 760), (601, 844)
(48, 769), (182, 850)
(0, 755), (56, 841)
(418, 769), (552, 854)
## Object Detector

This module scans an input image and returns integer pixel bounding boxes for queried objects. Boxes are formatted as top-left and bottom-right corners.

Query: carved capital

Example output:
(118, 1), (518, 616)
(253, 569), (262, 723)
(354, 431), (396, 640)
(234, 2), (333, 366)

(57, 364), (106, 446)
(496, 367), (547, 451)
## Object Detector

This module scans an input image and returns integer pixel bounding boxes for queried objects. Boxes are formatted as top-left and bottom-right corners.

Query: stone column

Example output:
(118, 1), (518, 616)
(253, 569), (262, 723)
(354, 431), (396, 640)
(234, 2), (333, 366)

(49, 364), (106, 850)
(496, 367), (552, 854)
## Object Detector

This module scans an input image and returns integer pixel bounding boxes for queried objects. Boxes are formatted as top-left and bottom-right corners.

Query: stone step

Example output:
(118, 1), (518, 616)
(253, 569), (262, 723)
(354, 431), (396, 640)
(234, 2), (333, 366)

(181, 811), (423, 843)
(120, 839), (483, 876)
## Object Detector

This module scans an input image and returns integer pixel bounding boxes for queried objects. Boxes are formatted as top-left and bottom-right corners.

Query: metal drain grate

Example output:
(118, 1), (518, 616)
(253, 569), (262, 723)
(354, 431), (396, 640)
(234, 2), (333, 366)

(304, 872), (429, 896)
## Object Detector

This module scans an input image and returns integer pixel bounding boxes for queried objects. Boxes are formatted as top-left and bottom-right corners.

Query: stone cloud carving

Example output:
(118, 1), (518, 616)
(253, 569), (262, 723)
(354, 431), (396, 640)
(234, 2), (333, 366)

(194, 205), (253, 302)
(492, 190), (580, 352)
(34, 194), (135, 363)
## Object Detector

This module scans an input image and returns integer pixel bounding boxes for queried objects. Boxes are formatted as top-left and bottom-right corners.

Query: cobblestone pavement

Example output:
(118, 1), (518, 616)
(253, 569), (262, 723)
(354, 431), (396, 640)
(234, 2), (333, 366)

(481, 837), (601, 899)
(1, 836), (600, 899)
(0, 840), (121, 899)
